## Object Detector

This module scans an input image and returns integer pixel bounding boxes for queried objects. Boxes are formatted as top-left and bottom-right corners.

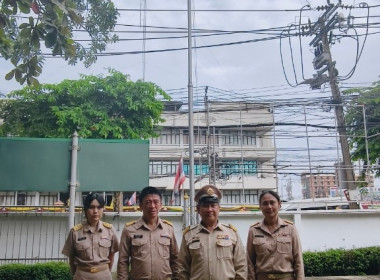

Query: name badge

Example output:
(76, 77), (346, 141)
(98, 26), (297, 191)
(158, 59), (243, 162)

(133, 234), (143, 239)
(78, 237), (86, 241)
(161, 233), (170, 238)
(217, 234), (229, 240)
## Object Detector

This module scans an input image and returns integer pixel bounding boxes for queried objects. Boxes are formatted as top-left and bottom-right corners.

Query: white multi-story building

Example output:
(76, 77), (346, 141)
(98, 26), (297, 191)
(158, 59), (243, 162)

(148, 101), (276, 206)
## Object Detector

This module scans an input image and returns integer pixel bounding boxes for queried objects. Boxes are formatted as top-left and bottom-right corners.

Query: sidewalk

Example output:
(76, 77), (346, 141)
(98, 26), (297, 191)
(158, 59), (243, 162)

(306, 276), (380, 280)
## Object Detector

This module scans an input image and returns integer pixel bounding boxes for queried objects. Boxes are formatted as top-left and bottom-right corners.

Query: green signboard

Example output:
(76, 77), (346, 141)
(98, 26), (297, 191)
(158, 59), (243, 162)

(0, 137), (149, 192)
(77, 139), (149, 191)
(0, 138), (71, 191)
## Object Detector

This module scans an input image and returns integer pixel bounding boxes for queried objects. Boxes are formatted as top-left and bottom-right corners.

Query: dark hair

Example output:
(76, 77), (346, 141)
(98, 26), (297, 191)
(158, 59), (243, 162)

(259, 190), (281, 205)
(83, 193), (105, 213)
(139, 186), (162, 202)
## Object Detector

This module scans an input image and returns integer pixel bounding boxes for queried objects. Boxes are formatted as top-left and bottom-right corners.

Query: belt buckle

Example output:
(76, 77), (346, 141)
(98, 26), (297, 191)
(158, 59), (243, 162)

(90, 267), (98, 273)
(267, 275), (277, 280)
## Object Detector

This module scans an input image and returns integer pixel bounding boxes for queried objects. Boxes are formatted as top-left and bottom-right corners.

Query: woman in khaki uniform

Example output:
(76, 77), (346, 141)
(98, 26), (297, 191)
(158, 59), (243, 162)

(62, 193), (119, 280)
(247, 191), (304, 280)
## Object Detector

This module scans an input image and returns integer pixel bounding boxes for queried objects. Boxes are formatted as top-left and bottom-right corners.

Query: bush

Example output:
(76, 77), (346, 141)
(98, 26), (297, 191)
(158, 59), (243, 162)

(304, 246), (380, 276)
(0, 262), (70, 280)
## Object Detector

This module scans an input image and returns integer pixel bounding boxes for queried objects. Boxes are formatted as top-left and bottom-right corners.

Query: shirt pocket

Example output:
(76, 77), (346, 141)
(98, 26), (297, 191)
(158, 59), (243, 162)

(75, 243), (92, 260)
(276, 236), (292, 254)
(158, 238), (170, 258)
(252, 238), (267, 255)
(99, 239), (112, 258)
(132, 238), (148, 258)
(216, 239), (233, 259)
(188, 240), (203, 260)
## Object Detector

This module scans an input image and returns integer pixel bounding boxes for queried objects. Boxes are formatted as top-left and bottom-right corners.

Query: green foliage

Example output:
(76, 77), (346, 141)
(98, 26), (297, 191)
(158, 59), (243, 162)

(0, 0), (119, 86)
(0, 69), (170, 139)
(0, 262), (71, 280)
(343, 81), (380, 178)
(304, 247), (380, 276)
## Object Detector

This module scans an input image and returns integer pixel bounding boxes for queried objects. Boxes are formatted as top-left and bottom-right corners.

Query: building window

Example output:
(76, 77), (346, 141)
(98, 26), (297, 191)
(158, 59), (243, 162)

(220, 130), (256, 146)
(221, 190), (241, 204)
(17, 192), (26, 205)
(183, 129), (214, 145)
(149, 160), (256, 177)
(221, 189), (258, 204)
(244, 189), (259, 204)
(150, 161), (177, 176)
(151, 129), (181, 145)
(183, 163), (209, 176)
(220, 160), (257, 175)
(0, 192), (15, 205)
(39, 192), (60, 205)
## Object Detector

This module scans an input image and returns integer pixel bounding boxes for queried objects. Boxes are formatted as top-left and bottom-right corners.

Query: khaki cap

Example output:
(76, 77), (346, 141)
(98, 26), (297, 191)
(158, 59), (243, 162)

(195, 185), (222, 203)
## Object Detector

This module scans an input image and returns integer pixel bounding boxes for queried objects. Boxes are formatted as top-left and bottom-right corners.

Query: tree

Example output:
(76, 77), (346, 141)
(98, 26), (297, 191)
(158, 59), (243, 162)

(343, 80), (380, 178)
(0, 0), (118, 86)
(0, 69), (170, 139)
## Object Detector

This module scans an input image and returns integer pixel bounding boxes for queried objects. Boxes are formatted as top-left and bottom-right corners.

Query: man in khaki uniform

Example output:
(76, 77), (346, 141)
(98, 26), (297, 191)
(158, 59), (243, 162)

(117, 186), (179, 280)
(178, 185), (247, 280)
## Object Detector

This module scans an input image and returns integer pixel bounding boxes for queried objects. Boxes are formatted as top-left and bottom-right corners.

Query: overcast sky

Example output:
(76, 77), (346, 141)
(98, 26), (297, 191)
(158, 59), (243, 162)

(1, 0), (379, 197)
(1, 0), (379, 94)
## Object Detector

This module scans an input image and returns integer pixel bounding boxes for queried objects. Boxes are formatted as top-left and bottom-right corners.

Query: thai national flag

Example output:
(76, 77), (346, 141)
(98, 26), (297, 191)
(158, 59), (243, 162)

(127, 192), (137, 206)
(171, 157), (186, 205)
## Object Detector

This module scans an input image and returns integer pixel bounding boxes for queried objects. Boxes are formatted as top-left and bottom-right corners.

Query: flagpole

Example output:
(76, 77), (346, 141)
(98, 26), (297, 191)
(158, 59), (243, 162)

(187, 0), (195, 225)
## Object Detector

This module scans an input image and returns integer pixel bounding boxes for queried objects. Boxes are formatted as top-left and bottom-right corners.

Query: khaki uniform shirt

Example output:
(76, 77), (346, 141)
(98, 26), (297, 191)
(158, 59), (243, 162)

(62, 220), (119, 273)
(178, 222), (247, 280)
(117, 217), (179, 280)
(246, 218), (304, 280)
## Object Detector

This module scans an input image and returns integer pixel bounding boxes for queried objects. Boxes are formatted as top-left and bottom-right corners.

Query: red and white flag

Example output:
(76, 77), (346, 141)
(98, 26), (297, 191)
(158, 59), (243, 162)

(171, 157), (186, 204)
(127, 192), (137, 206)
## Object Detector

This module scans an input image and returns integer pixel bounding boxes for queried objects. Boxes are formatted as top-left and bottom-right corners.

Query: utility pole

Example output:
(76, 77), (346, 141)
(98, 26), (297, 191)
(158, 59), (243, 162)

(187, 0), (196, 223)
(204, 87), (212, 184)
(306, 2), (357, 208)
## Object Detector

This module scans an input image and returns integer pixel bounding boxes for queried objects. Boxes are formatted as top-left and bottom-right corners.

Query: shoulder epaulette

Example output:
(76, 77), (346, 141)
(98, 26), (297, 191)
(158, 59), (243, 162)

(251, 222), (260, 227)
(182, 225), (191, 235)
(224, 223), (238, 232)
(103, 222), (112, 229)
(163, 219), (173, 227)
(125, 220), (137, 227)
(284, 220), (294, 225)
(182, 224), (197, 235)
(72, 224), (82, 231)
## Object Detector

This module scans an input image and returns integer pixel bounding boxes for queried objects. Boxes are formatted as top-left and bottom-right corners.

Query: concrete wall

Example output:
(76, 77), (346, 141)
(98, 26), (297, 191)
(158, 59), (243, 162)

(1, 210), (379, 267)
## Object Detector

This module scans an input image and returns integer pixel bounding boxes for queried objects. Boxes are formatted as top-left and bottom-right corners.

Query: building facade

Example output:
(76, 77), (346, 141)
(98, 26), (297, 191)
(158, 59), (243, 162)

(148, 101), (276, 206)
(301, 173), (337, 199)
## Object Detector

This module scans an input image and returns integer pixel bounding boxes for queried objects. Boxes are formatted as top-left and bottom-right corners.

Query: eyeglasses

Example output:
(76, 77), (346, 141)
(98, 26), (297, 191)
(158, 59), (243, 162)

(88, 205), (103, 210)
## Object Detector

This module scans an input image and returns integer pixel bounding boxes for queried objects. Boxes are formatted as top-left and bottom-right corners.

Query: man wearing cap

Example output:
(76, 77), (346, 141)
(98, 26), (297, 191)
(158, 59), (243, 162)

(178, 184), (247, 280)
